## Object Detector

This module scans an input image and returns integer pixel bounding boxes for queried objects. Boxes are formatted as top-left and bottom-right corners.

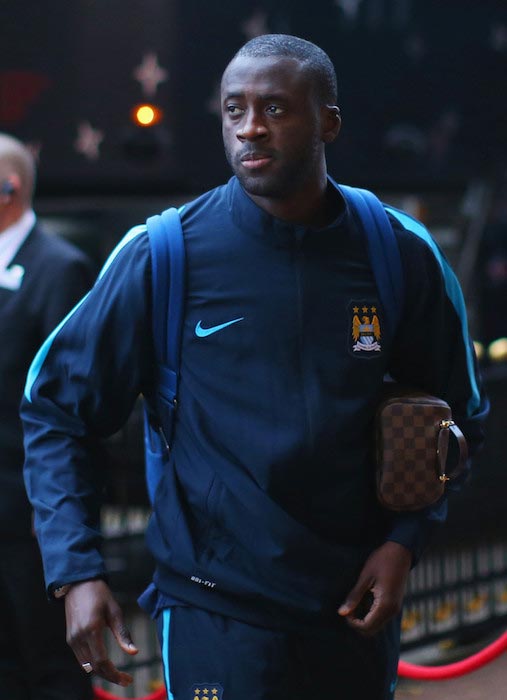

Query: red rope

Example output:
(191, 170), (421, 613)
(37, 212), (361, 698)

(398, 629), (507, 680)
(91, 629), (507, 698)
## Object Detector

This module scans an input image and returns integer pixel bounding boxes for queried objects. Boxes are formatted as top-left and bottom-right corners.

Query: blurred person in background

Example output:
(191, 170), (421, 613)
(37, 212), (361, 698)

(0, 132), (94, 699)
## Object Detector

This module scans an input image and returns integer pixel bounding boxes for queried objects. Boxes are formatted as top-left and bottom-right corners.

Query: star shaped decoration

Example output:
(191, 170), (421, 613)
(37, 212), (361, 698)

(74, 121), (104, 160)
(362, 306), (368, 313)
(334, 0), (363, 21)
(241, 10), (269, 39)
(353, 306), (359, 313)
(133, 52), (169, 97)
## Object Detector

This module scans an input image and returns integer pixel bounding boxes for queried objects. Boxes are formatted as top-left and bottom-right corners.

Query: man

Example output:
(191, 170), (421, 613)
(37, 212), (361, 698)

(21, 36), (487, 699)
(0, 132), (94, 699)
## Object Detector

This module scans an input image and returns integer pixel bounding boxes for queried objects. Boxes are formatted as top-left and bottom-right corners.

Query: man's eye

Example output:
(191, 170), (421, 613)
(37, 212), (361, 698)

(266, 105), (284, 115)
(226, 105), (244, 116)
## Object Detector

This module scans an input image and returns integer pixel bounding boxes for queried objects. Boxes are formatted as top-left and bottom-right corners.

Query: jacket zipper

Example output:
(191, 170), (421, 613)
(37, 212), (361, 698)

(294, 229), (315, 455)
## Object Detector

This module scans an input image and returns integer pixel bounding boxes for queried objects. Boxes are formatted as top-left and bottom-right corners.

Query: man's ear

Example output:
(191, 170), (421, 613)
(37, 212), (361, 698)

(0, 174), (21, 199)
(322, 105), (341, 144)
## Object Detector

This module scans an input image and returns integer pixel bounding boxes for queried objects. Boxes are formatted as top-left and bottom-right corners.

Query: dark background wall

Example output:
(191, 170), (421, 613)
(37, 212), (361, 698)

(1, 0), (506, 196)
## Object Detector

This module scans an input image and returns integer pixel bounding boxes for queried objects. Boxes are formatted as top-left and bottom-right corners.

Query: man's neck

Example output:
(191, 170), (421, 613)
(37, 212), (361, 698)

(247, 175), (338, 229)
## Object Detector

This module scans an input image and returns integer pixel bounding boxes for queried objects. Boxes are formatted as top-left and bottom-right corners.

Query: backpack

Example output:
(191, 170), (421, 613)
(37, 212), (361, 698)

(143, 186), (404, 505)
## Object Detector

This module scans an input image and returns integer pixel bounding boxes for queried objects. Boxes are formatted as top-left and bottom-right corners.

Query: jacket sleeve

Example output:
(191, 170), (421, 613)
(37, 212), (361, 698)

(382, 213), (489, 563)
(21, 228), (154, 592)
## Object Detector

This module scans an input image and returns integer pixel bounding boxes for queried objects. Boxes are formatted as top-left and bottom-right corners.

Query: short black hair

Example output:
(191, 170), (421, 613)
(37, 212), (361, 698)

(232, 34), (338, 104)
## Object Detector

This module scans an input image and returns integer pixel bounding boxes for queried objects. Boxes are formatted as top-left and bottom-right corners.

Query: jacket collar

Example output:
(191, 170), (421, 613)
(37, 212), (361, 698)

(226, 176), (348, 242)
(0, 209), (36, 271)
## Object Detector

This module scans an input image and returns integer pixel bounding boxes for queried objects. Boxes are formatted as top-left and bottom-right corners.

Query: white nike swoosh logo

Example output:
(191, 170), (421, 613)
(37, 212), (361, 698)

(195, 317), (244, 337)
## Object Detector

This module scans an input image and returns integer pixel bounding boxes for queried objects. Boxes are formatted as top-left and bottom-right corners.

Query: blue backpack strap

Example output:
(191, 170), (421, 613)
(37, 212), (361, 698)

(144, 207), (185, 503)
(148, 207), (186, 373)
(338, 184), (404, 338)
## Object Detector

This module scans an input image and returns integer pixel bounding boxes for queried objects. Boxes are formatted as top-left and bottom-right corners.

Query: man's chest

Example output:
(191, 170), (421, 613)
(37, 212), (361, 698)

(179, 234), (391, 387)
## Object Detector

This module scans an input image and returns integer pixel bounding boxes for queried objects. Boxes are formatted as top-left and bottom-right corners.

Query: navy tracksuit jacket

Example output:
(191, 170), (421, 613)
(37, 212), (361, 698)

(22, 177), (487, 630)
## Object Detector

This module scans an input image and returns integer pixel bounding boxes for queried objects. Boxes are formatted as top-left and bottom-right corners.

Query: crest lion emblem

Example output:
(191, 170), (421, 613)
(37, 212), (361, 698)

(350, 303), (382, 355)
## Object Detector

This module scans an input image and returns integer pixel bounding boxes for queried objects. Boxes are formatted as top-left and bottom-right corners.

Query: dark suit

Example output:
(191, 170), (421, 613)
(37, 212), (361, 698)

(0, 223), (95, 699)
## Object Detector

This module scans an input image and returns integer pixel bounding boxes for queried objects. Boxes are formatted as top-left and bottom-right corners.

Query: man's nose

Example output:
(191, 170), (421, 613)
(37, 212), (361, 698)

(237, 110), (268, 141)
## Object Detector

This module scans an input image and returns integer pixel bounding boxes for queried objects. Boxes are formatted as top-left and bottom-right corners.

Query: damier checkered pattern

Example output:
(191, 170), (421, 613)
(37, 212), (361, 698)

(376, 395), (452, 511)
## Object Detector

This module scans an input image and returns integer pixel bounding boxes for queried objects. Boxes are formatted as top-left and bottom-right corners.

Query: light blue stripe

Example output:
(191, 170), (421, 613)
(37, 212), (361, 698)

(386, 206), (480, 415)
(162, 609), (175, 700)
(24, 293), (89, 402)
(24, 226), (146, 403)
(98, 224), (146, 280)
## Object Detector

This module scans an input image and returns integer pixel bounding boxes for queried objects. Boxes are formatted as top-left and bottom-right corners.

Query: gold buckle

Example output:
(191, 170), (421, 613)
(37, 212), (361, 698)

(439, 419), (455, 429)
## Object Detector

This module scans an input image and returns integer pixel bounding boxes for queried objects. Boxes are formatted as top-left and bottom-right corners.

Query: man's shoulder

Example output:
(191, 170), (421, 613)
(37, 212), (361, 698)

(384, 206), (440, 260)
(384, 205), (430, 238)
(28, 225), (91, 266)
(177, 180), (231, 222)
(119, 185), (227, 252)
(383, 206), (449, 290)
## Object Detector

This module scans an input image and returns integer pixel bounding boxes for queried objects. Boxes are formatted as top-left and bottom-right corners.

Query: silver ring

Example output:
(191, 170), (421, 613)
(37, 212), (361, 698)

(82, 662), (93, 674)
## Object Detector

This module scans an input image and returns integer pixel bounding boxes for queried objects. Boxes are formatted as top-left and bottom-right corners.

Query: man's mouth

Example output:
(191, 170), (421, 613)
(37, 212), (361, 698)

(239, 152), (273, 170)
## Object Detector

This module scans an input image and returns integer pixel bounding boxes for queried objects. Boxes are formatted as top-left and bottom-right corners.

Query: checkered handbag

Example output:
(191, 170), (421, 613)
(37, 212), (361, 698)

(376, 390), (468, 511)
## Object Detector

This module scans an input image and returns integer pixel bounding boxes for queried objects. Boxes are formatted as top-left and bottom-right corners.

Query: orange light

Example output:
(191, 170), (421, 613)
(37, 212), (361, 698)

(131, 103), (163, 127)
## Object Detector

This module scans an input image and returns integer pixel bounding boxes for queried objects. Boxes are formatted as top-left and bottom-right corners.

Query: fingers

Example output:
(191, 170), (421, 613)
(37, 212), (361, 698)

(87, 658), (134, 688)
(338, 541), (412, 635)
(344, 595), (384, 635)
(86, 626), (135, 686)
(106, 600), (139, 656)
(338, 573), (396, 635)
(338, 575), (373, 617)
(77, 654), (133, 686)
(69, 620), (134, 686)
(339, 588), (382, 636)
(65, 580), (137, 686)
(339, 584), (402, 636)
(338, 579), (382, 636)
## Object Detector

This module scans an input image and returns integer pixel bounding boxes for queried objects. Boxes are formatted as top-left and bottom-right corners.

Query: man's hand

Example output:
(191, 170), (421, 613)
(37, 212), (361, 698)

(337, 541), (412, 636)
(65, 579), (138, 686)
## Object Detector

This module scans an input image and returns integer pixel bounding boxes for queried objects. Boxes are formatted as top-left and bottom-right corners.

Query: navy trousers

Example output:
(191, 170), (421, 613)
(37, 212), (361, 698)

(156, 605), (401, 700)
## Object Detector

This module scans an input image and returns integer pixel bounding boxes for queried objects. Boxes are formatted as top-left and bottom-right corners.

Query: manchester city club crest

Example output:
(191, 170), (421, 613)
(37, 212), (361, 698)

(349, 301), (383, 357)
(190, 683), (224, 700)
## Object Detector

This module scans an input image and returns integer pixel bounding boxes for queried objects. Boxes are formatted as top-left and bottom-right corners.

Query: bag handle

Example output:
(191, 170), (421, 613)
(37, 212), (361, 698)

(437, 420), (469, 482)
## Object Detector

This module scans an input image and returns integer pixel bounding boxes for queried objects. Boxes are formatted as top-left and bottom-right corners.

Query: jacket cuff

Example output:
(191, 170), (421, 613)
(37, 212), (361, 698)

(385, 497), (447, 566)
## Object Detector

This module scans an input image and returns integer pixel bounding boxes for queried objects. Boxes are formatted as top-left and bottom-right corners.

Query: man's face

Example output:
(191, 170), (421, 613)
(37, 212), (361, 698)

(221, 55), (326, 200)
